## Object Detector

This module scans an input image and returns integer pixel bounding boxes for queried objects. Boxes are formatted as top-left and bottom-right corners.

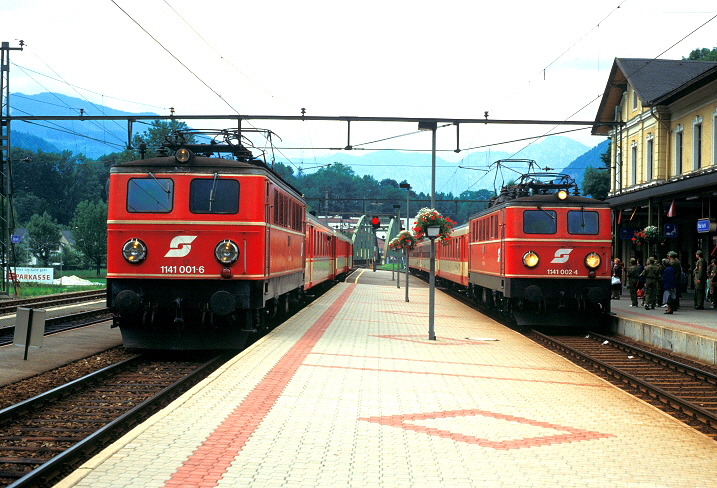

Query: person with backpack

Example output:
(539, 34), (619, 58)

(641, 257), (662, 310)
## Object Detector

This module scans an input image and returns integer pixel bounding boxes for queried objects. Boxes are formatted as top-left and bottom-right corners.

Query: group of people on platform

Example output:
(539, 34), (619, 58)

(611, 250), (715, 315)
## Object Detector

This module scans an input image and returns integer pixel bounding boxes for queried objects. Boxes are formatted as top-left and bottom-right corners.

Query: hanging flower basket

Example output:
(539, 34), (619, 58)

(388, 230), (417, 251)
(412, 208), (455, 240)
(632, 225), (665, 246)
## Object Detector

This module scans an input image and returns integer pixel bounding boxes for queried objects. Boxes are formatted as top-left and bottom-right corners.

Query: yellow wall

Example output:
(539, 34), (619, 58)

(610, 79), (717, 194)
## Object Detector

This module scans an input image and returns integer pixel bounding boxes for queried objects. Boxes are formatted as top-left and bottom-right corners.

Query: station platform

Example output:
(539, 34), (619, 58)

(57, 270), (716, 487)
(608, 289), (717, 366)
(0, 300), (120, 387)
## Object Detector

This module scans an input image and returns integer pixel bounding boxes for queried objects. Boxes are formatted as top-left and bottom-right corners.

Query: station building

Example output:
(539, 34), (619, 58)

(593, 57), (717, 272)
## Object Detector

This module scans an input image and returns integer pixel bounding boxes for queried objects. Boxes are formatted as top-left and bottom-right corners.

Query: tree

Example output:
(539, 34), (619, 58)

(26, 212), (62, 267)
(71, 200), (108, 275)
(12, 149), (107, 226)
(685, 48), (717, 61)
(132, 119), (196, 155)
(582, 141), (611, 200)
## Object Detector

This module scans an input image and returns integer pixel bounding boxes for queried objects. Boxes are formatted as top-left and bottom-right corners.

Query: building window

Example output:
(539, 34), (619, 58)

(693, 118), (702, 170)
(674, 126), (683, 175)
(646, 136), (654, 181)
(630, 143), (637, 186)
(632, 89), (638, 111)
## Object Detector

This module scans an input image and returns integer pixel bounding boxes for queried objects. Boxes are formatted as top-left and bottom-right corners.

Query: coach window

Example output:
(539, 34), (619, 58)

(127, 178), (173, 213)
(523, 209), (556, 234)
(567, 210), (599, 235)
(189, 178), (239, 214)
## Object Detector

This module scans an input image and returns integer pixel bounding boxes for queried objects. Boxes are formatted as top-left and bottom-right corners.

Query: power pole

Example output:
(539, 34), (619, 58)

(1, 40), (24, 294)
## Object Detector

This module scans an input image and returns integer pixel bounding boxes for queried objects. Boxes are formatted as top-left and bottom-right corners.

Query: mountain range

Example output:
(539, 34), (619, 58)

(9, 92), (609, 195)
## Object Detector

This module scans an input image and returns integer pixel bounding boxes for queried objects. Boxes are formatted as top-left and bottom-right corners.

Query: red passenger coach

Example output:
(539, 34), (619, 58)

(409, 225), (469, 288)
(107, 133), (351, 350)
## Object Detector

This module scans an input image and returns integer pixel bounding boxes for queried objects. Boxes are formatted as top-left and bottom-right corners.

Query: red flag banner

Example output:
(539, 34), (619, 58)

(667, 200), (676, 218)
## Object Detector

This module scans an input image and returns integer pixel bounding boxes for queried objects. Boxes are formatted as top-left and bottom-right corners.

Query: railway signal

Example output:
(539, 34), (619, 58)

(371, 216), (380, 230)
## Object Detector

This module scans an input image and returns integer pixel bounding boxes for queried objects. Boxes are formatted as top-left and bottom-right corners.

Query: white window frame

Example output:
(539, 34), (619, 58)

(693, 116), (703, 171)
(646, 134), (654, 181)
(674, 125), (684, 176)
(630, 142), (637, 186)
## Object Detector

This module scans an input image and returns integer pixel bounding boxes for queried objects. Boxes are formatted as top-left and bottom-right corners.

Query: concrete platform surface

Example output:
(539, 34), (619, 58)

(55, 272), (717, 487)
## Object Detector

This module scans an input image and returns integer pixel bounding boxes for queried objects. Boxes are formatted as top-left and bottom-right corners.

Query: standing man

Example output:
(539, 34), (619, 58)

(694, 249), (707, 309)
(642, 257), (661, 310)
(626, 258), (641, 307)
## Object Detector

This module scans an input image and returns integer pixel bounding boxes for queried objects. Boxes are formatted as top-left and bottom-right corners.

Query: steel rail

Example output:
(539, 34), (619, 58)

(0, 290), (106, 315)
(532, 330), (717, 431)
(4, 354), (226, 487)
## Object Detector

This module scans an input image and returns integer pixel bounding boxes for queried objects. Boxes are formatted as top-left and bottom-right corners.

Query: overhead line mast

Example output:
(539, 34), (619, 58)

(1, 40), (24, 295)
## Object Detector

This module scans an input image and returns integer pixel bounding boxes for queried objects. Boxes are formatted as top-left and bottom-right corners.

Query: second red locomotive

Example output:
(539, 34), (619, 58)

(410, 170), (611, 326)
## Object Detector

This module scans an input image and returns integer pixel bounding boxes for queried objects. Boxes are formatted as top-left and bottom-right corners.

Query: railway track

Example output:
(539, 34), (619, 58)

(0, 290), (106, 316)
(0, 353), (227, 487)
(0, 309), (112, 347)
(531, 331), (717, 439)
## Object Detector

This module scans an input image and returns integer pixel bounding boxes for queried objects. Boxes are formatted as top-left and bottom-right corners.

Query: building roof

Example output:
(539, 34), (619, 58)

(592, 58), (717, 135)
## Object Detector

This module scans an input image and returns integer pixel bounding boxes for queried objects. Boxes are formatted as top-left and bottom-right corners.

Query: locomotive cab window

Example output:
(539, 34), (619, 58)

(190, 177), (239, 214)
(567, 210), (599, 234)
(127, 177), (174, 213)
(523, 209), (556, 234)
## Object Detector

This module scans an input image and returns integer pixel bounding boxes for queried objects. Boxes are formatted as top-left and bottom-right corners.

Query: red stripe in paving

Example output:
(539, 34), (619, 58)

(309, 352), (597, 374)
(359, 409), (614, 449)
(301, 363), (610, 387)
(164, 284), (356, 488)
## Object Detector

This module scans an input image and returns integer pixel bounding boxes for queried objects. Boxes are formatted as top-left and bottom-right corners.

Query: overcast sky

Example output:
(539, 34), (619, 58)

(4, 0), (717, 166)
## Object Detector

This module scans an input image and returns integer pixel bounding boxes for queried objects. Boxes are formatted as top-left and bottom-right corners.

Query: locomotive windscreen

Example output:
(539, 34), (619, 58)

(189, 178), (239, 214)
(567, 210), (599, 235)
(127, 178), (173, 213)
(523, 210), (556, 234)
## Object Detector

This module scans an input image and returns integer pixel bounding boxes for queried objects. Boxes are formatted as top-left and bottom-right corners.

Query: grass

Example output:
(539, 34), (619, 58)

(14, 283), (105, 298)
(11, 269), (106, 298)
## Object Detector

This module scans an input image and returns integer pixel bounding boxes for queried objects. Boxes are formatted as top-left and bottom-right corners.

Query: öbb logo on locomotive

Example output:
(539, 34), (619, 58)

(550, 248), (573, 264)
(164, 235), (198, 258)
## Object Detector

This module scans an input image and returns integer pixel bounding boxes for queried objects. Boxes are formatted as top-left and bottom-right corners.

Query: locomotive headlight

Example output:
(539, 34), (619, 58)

(556, 189), (568, 200)
(584, 252), (601, 269)
(522, 251), (539, 268)
(175, 148), (192, 163)
(215, 240), (239, 265)
(122, 238), (147, 263)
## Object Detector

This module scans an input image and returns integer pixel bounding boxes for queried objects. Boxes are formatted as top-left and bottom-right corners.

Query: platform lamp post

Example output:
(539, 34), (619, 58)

(426, 225), (441, 341)
(399, 183), (411, 302)
(393, 204), (401, 287)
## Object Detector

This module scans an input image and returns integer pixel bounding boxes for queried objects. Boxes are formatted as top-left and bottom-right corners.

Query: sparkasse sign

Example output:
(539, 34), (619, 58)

(8, 267), (54, 284)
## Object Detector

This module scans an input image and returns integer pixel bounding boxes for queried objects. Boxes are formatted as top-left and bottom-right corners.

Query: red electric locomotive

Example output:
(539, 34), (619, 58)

(410, 170), (611, 327)
(107, 131), (351, 350)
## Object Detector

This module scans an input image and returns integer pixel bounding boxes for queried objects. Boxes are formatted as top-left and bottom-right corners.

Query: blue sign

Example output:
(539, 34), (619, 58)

(697, 219), (715, 234)
(11, 235), (20, 243)
(663, 223), (678, 238)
